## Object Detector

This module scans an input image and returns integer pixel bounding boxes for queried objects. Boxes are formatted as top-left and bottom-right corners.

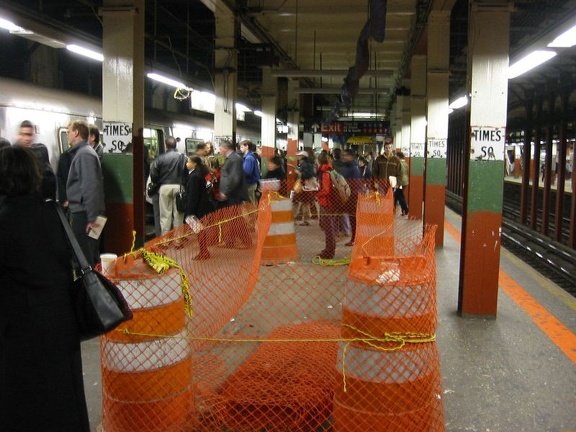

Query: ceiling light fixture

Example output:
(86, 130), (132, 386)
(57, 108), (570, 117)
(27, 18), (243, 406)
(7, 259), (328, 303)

(147, 72), (190, 89)
(547, 23), (576, 47)
(0, 17), (26, 32)
(253, 110), (263, 117)
(507, 50), (557, 79)
(66, 44), (104, 62)
(449, 95), (468, 110)
(235, 103), (251, 113)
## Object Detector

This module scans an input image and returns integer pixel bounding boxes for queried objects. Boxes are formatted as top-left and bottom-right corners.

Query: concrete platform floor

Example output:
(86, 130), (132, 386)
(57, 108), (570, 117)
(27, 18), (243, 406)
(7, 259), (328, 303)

(82, 207), (576, 431)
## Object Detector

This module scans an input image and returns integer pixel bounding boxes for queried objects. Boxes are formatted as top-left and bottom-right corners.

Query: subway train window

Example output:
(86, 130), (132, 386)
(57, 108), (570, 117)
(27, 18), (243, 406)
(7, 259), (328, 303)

(58, 127), (69, 154)
(143, 128), (162, 162)
(185, 138), (204, 155)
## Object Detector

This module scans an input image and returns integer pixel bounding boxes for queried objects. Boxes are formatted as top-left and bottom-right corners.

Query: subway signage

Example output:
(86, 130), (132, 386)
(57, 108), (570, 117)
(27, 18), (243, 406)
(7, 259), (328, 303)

(321, 121), (389, 135)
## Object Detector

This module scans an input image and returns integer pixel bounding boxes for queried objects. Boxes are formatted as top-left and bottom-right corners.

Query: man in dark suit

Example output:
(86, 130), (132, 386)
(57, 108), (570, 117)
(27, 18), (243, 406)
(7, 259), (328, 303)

(14, 120), (57, 200)
(217, 140), (252, 248)
(218, 140), (249, 206)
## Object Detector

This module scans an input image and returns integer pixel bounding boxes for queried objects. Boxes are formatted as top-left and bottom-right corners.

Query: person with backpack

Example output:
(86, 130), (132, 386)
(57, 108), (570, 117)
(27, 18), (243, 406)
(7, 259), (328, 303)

(239, 140), (260, 205)
(339, 149), (362, 246)
(315, 152), (338, 259)
(293, 150), (317, 226)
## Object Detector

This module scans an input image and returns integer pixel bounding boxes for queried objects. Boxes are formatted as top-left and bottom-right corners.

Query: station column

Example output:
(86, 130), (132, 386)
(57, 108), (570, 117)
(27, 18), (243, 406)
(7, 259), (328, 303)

(409, 55), (427, 220)
(213, 1), (237, 145)
(101, 0), (145, 254)
(458, 2), (511, 318)
(425, 9), (450, 247)
(392, 86), (411, 159)
(260, 66), (278, 159)
(286, 79), (300, 156)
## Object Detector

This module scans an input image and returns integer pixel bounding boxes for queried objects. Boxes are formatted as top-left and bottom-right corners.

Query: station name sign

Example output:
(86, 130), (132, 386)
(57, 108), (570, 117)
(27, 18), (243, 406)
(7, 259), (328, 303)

(470, 126), (505, 161)
(102, 122), (133, 154)
(321, 121), (389, 135)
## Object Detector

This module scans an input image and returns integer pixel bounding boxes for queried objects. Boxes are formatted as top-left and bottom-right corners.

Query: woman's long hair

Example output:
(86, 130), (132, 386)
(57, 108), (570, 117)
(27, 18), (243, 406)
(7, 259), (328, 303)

(0, 146), (42, 197)
(189, 154), (210, 178)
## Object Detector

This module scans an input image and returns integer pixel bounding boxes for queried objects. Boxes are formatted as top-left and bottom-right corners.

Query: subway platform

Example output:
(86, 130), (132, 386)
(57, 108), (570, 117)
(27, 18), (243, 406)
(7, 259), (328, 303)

(81, 206), (576, 432)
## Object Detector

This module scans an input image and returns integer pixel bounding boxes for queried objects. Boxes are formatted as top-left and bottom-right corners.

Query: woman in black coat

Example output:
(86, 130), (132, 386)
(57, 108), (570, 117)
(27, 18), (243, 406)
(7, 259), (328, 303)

(184, 154), (214, 260)
(0, 146), (90, 431)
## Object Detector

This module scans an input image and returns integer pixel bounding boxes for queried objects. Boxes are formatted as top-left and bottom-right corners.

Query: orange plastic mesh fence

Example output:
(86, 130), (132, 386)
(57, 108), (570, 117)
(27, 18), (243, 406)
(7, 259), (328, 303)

(99, 185), (444, 432)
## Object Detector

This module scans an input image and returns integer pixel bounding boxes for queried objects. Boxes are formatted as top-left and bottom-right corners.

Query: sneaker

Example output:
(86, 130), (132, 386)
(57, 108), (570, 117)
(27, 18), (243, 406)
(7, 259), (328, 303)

(299, 221), (311, 226)
(345, 241), (354, 246)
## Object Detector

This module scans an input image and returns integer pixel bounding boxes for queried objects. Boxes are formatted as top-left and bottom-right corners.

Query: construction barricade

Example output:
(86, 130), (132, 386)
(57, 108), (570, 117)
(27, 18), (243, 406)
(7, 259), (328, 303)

(94, 180), (444, 432)
(334, 217), (444, 431)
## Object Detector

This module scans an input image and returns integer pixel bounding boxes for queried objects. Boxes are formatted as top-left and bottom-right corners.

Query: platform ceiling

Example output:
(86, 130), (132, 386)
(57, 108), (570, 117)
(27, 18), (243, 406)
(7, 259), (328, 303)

(0, 0), (575, 124)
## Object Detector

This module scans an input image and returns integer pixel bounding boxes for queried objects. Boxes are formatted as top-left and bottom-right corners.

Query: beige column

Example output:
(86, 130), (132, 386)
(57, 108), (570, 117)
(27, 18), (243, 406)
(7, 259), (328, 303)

(101, 0), (145, 253)
(261, 66), (277, 150)
(459, 1), (511, 318)
(425, 9), (451, 247)
(213, 1), (237, 146)
(409, 55), (427, 220)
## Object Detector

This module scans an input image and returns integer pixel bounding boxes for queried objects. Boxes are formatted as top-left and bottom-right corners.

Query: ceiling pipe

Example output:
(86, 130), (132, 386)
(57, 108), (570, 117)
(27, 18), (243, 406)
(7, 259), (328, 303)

(292, 87), (389, 94)
(271, 69), (394, 78)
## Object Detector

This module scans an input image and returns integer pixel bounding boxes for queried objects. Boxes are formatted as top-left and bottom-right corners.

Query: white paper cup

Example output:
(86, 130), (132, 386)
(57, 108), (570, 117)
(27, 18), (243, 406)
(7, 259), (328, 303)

(100, 253), (118, 277)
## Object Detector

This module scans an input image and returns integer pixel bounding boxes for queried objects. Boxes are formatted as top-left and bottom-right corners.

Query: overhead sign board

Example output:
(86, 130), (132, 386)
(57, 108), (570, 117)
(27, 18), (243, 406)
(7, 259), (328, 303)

(321, 121), (389, 135)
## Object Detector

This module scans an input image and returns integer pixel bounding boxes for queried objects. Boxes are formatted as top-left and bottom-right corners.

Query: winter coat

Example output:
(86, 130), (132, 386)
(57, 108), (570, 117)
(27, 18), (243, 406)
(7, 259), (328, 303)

(0, 193), (90, 432)
(184, 169), (214, 219)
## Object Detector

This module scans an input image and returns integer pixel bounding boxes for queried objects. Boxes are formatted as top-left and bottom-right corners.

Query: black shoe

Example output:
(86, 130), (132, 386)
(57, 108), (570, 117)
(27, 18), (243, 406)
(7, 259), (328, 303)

(317, 251), (334, 259)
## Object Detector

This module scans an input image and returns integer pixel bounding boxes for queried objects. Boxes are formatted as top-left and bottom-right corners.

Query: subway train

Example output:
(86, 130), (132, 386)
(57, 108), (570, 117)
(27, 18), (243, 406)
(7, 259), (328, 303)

(0, 76), (261, 170)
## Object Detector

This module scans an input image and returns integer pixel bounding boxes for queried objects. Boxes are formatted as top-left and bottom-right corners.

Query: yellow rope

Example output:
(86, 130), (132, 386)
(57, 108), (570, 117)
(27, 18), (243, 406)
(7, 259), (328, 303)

(114, 320), (435, 394)
(311, 255), (351, 266)
(116, 328), (435, 346)
(130, 230), (137, 253)
(140, 249), (193, 318)
(341, 342), (350, 392)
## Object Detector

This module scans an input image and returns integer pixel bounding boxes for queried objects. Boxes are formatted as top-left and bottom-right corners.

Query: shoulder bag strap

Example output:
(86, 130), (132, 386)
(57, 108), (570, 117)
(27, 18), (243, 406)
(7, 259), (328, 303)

(53, 201), (92, 274)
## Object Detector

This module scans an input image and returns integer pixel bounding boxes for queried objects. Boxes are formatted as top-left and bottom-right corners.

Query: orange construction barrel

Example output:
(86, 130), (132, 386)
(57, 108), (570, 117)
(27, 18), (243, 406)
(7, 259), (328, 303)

(101, 267), (195, 432)
(260, 191), (299, 264)
(333, 342), (444, 432)
(354, 192), (395, 257)
(344, 255), (436, 336)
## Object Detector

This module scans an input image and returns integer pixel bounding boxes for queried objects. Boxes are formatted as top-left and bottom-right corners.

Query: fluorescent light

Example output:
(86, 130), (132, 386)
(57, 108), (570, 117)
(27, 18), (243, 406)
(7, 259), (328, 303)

(147, 72), (189, 89)
(66, 44), (103, 62)
(507, 50), (557, 79)
(345, 112), (384, 118)
(235, 103), (251, 112)
(0, 18), (25, 32)
(253, 110), (263, 117)
(449, 95), (468, 109)
(548, 23), (576, 48)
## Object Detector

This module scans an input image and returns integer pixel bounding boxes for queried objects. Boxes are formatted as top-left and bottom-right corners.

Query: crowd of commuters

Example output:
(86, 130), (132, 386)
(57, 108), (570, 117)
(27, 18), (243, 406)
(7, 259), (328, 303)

(288, 144), (409, 258)
(170, 140), (409, 260)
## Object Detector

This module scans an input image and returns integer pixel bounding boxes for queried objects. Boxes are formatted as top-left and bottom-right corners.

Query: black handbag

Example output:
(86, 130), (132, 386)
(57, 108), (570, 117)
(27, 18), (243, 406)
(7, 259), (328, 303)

(176, 186), (187, 212)
(147, 182), (159, 197)
(55, 203), (133, 341)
